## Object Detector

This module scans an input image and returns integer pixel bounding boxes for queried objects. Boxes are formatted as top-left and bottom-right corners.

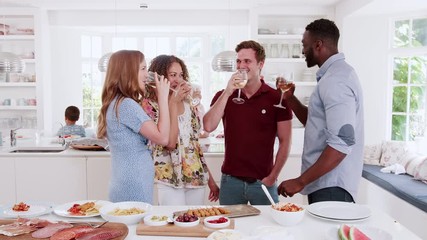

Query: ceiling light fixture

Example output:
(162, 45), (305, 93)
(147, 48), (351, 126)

(98, 0), (117, 72)
(211, 0), (236, 72)
(0, 17), (25, 73)
(0, 52), (25, 73)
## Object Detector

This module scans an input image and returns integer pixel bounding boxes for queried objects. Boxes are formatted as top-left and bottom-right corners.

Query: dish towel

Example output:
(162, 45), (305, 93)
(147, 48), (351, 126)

(380, 163), (406, 175)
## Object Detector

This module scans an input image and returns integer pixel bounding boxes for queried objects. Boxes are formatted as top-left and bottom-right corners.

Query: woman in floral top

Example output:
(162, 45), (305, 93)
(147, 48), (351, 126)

(142, 55), (219, 205)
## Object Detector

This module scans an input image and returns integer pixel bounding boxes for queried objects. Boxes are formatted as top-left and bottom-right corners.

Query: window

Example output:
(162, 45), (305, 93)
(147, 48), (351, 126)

(390, 17), (427, 141)
(81, 35), (102, 128)
(81, 31), (230, 132)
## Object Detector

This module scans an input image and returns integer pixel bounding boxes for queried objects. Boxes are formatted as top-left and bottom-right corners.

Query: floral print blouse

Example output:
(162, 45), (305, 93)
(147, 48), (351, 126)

(141, 98), (209, 188)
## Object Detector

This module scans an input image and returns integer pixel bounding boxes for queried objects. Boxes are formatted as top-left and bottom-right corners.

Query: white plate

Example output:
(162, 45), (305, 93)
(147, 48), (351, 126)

(325, 225), (393, 240)
(0, 202), (53, 218)
(54, 200), (111, 218)
(207, 229), (245, 240)
(306, 201), (371, 221)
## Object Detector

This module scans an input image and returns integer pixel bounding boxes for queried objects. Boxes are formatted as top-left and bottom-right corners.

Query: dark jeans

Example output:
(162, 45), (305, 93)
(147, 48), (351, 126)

(308, 187), (354, 204)
(219, 174), (279, 205)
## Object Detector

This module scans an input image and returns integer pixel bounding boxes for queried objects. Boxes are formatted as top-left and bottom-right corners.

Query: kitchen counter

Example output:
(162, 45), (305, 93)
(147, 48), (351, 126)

(0, 136), (305, 205)
(3, 205), (421, 240)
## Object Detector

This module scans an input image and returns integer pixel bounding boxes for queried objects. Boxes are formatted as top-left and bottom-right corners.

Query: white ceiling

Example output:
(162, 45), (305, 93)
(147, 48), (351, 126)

(0, 0), (344, 10)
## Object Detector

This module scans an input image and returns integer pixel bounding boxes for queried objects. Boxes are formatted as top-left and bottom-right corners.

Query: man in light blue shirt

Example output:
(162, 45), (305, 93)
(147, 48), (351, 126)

(277, 18), (364, 204)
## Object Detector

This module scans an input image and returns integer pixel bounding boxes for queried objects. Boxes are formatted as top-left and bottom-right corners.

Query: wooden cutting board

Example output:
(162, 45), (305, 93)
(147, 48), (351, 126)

(136, 219), (235, 237)
(0, 220), (128, 240)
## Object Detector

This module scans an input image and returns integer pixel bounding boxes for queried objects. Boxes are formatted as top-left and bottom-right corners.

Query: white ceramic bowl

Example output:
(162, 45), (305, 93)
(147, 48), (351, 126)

(99, 201), (152, 225)
(173, 215), (200, 227)
(143, 214), (169, 226)
(270, 202), (305, 226)
(203, 216), (230, 229)
(207, 229), (245, 240)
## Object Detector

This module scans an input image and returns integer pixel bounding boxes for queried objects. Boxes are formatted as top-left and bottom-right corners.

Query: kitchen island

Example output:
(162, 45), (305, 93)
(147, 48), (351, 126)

(0, 205), (421, 239)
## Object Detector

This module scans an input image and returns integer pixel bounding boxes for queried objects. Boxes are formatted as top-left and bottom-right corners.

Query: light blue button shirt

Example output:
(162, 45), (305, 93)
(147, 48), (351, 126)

(301, 53), (364, 199)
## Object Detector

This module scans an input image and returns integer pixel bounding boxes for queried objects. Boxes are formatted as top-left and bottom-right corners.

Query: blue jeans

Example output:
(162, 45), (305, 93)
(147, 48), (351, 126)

(219, 174), (279, 205)
(308, 187), (354, 204)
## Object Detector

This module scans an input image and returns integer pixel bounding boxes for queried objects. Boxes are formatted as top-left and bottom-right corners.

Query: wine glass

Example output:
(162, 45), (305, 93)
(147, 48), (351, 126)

(187, 83), (201, 107)
(146, 71), (177, 94)
(232, 69), (248, 104)
(274, 74), (293, 109)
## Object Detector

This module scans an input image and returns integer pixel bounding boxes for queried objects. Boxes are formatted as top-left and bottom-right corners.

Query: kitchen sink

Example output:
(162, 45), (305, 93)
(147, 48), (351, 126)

(8, 146), (66, 153)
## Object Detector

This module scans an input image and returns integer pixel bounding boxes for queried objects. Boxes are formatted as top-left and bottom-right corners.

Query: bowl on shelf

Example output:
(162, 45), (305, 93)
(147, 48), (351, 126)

(270, 202), (305, 226)
(99, 201), (152, 225)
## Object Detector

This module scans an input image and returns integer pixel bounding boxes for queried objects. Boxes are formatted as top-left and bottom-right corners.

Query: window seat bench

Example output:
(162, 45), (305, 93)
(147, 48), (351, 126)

(362, 164), (427, 213)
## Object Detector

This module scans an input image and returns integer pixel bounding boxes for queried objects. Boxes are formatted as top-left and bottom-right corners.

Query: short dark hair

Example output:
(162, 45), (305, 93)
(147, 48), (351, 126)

(305, 18), (340, 46)
(65, 106), (80, 121)
(235, 40), (266, 63)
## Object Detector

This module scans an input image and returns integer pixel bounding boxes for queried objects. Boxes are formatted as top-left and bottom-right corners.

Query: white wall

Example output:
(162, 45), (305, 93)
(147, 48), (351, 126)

(342, 15), (389, 144)
(49, 28), (84, 135)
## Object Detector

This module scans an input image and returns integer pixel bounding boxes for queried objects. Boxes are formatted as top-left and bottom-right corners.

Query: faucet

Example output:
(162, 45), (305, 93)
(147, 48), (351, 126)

(58, 122), (66, 146)
(10, 127), (21, 147)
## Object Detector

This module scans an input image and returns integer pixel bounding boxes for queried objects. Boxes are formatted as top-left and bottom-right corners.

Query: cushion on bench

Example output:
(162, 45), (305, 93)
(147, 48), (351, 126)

(362, 164), (427, 213)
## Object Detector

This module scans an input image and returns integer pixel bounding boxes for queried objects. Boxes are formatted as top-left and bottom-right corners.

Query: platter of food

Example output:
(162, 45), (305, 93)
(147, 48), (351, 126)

(70, 144), (105, 151)
(173, 204), (260, 218)
(0, 218), (128, 240)
(53, 200), (111, 218)
(326, 224), (392, 240)
(0, 202), (53, 218)
(136, 214), (235, 238)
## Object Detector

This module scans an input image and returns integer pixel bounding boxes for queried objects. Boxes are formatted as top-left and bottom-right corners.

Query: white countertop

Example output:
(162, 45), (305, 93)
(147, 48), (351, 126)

(14, 205), (422, 240)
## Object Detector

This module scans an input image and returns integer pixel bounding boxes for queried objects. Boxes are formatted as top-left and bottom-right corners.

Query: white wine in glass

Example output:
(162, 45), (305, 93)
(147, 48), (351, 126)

(146, 71), (177, 93)
(232, 69), (248, 104)
(274, 75), (293, 109)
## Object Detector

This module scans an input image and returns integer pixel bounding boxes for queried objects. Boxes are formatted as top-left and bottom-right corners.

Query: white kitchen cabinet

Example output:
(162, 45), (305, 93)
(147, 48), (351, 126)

(204, 153), (223, 205)
(86, 156), (111, 201)
(0, 8), (40, 131)
(0, 157), (16, 203)
(14, 156), (87, 203)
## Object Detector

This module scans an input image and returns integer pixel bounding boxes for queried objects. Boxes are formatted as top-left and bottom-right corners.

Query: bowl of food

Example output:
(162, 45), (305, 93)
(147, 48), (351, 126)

(99, 201), (152, 225)
(203, 216), (230, 229)
(174, 213), (200, 227)
(143, 214), (169, 226)
(270, 202), (305, 226)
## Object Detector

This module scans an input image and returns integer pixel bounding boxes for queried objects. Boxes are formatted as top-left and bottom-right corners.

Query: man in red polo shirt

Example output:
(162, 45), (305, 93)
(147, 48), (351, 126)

(203, 40), (293, 205)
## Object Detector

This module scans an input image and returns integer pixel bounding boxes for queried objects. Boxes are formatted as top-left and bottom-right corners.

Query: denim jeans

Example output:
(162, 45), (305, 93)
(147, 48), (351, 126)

(219, 174), (279, 205)
(308, 187), (354, 204)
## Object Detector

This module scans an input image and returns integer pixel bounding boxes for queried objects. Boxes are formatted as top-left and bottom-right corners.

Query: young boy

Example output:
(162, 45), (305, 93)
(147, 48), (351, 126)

(57, 106), (86, 137)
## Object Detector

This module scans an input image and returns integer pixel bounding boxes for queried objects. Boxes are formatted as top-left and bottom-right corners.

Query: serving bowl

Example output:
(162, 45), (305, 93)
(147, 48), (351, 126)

(203, 216), (230, 229)
(270, 202), (305, 226)
(99, 201), (152, 225)
(143, 214), (169, 226)
(174, 213), (200, 227)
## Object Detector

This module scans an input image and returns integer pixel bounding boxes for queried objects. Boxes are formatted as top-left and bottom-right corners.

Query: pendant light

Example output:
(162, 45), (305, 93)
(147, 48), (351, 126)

(0, 52), (25, 73)
(98, 52), (112, 72)
(211, 0), (236, 72)
(0, 17), (25, 73)
(98, 0), (117, 72)
(211, 51), (236, 72)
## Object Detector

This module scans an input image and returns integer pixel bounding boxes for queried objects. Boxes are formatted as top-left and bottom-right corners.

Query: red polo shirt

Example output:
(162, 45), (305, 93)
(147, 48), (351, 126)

(210, 80), (292, 180)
